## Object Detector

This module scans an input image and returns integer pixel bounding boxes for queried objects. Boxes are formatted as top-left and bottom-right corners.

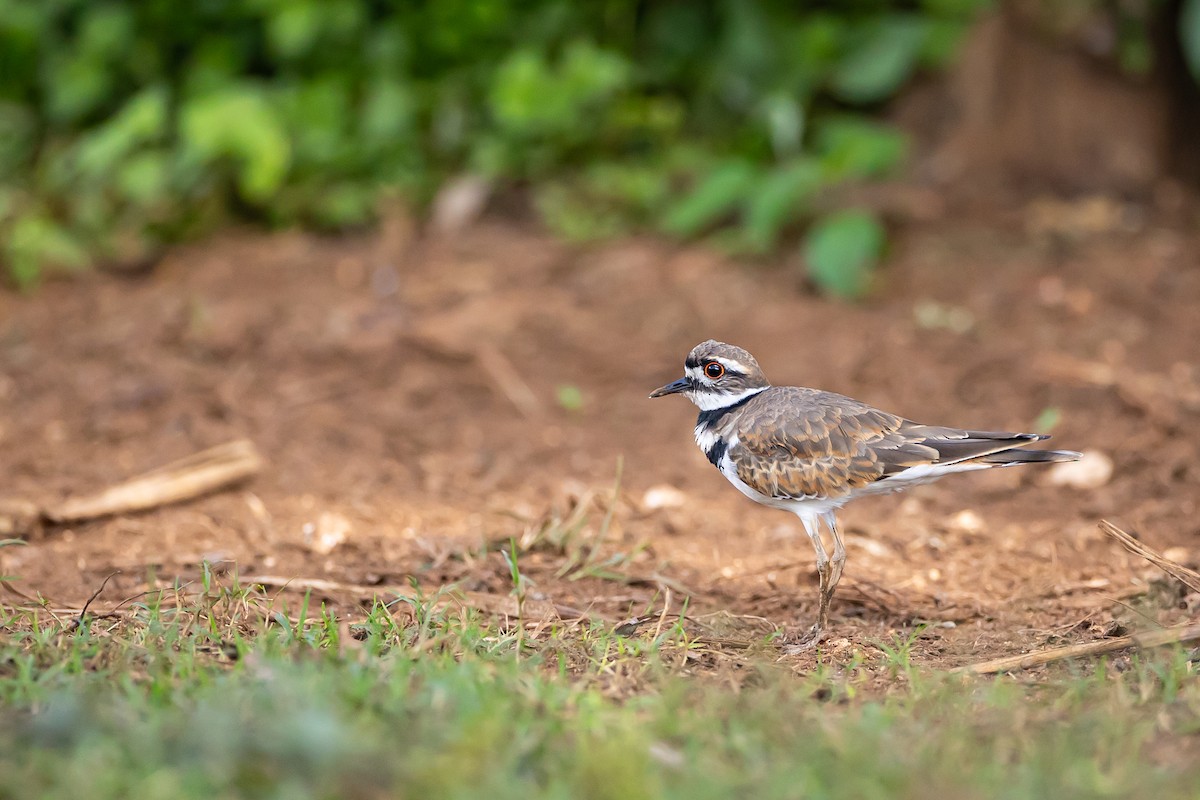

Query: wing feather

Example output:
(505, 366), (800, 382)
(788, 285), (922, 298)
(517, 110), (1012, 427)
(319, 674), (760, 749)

(726, 388), (1057, 500)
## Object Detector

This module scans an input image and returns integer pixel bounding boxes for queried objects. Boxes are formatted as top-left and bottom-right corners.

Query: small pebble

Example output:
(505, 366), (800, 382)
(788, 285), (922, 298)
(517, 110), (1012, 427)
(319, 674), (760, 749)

(1044, 450), (1113, 490)
(642, 485), (687, 511)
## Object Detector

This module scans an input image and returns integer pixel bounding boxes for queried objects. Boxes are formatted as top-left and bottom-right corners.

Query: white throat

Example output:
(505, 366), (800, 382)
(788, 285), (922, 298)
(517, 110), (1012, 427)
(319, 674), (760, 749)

(688, 385), (768, 412)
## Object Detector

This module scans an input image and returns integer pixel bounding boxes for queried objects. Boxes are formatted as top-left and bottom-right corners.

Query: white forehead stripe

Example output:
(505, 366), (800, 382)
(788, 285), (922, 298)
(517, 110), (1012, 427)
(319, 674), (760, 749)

(711, 356), (746, 370)
(687, 356), (747, 376)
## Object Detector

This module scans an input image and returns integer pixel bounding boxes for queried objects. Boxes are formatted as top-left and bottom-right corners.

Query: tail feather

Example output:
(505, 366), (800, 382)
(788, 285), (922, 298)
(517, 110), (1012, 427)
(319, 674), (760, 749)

(976, 448), (1081, 466)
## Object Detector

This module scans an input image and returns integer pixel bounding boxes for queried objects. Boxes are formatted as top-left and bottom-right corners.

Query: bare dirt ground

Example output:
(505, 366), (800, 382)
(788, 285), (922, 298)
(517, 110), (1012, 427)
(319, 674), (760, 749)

(2, 202), (1198, 671)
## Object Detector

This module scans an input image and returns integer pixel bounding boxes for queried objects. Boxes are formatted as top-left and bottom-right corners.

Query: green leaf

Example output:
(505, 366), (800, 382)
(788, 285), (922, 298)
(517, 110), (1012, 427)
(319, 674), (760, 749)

(534, 182), (628, 242)
(830, 17), (927, 104)
(78, 5), (135, 60)
(761, 93), (805, 157)
(0, 102), (36, 179)
(43, 52), (112, 124)
(116, 150), (171, 207)
(74, 87), (168, 179)
(267, 2), (323, 60)
(741, 159), (823, 253)
(279, 77), (352, 167)
(489, 49), (558, 134)
(181, 86), (291, 203)
(661, 160), (758, 237)
(918, 19), (970, 69)
(1182, 0), (1200, 84)
(308, 183), (375, 229)
(361, 78), (416, 147)
(1032, 407), (1062, 434)
(489, 42), (630, 138)
(5, 212), (90, 288)
(813, 117), (907, 180)
(802, 210), (885, 300)
(582, 161), (671, 214)
(560, 40), (631, 101)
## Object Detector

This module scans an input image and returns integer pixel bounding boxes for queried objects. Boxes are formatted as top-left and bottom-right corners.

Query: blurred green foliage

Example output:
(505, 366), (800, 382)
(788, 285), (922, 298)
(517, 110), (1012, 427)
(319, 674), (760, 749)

(0, 0), (996, 296)
(803, 210), (886, 300)
(1184, 0), (1200, 83)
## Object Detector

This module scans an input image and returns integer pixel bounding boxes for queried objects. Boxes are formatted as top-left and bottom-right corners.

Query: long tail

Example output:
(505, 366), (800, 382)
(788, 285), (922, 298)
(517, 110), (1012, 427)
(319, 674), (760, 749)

(975, 445), (1081, 466)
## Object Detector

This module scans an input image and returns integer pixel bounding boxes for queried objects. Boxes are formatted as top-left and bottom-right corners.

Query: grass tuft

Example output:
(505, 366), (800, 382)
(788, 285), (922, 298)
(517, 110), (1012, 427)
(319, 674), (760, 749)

(2, 568), (1199, 798)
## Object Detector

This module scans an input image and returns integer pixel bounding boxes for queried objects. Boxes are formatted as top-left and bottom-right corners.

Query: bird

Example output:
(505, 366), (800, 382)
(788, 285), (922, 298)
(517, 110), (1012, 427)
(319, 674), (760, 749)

(650, 340), (1081, 642)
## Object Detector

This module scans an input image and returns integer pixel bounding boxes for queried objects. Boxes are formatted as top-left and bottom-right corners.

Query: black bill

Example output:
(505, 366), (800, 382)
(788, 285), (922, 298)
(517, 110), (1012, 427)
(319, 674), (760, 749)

(649, 377), (690, 398)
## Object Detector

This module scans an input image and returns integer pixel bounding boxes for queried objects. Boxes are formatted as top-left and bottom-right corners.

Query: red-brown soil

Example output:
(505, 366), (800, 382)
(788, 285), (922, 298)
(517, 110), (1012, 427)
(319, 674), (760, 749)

(2, 204), (1198, 670)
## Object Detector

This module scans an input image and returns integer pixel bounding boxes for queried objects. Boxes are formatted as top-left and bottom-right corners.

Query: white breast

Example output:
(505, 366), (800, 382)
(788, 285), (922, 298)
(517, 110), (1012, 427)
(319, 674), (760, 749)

(693, 424), (722, 452)
(709, 437), (845, 520)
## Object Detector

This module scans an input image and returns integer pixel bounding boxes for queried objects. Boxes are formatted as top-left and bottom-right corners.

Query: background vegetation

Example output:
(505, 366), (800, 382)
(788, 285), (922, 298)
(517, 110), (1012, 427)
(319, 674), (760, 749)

(3, 0), (1199, 295)
(1, 0), (982, 298)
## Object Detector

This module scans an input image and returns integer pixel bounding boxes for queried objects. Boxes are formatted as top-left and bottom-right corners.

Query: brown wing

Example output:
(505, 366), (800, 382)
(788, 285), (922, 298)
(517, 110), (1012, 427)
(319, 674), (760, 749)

(728, 388), (1047, 500)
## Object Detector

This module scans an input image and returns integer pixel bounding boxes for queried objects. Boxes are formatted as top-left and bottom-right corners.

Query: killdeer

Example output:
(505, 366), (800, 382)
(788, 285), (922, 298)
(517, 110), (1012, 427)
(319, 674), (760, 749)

(650, 340), (1080, 641)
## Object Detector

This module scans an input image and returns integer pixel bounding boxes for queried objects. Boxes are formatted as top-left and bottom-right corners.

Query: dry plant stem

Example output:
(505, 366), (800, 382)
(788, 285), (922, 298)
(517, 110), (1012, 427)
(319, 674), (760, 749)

(959, 521), (1200, 675)
(71, 571), (120, 629)
(652, 588), (673, 640)
(1098, 519), (1200, 595)
(240, 574), (600, 623)
(44, 440), (264, 523)
(955, 623), (1200, 675)
(476, 343), (542, 418)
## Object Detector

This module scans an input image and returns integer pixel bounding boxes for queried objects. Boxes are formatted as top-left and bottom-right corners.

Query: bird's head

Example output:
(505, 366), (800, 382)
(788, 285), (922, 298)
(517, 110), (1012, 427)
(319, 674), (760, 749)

(649, 340), (770, 411)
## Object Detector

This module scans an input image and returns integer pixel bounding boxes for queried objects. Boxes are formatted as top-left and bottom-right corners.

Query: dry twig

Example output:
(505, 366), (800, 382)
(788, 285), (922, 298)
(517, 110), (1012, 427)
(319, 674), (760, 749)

(476, 343), (542, 418)
(1, 441), (263, 539)
(69, 571), (120, 631)
(958, 520), (1200, 674)
(240, 574), (601, 623)
(1098, 519), (1200, 595)
(955, 623), (1200, 675)
(45, 440), (263, 523)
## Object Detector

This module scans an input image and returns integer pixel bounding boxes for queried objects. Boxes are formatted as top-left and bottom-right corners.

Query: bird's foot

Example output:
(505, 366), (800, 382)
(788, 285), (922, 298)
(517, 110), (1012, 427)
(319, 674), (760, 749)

(780, 623), (828, 655)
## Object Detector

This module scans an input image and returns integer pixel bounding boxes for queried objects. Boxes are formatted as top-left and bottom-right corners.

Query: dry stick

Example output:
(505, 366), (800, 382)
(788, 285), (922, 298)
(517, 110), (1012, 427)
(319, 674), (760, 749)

(44, 440), (264, 524)
(1098, 519), (1200, 595)
(954, 623), (1200, 675)
(241, 575), (378, 596)
(240, 574), (601, 623)
(652, 587), (673, 641)
(475, 343), (542, 419)
(956, 520), (1200, 674)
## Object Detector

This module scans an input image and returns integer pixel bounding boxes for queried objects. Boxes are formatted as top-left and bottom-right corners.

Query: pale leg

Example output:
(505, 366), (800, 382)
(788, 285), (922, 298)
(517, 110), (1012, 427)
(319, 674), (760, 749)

(799, 513), (832, 634)
(820, 510), (847, 616)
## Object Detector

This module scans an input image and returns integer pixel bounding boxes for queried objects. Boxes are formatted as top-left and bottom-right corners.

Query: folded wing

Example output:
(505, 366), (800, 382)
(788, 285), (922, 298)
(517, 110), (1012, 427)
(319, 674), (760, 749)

(730, 388), (1079, 501)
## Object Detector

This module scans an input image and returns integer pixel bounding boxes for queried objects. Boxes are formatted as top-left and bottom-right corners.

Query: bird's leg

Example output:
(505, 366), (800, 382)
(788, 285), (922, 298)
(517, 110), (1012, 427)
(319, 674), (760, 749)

(821, 511), (847, 614)
(798, 514), (831, 642)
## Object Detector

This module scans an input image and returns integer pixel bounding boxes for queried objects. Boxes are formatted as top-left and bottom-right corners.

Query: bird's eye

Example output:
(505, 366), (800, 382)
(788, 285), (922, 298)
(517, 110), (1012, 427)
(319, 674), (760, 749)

(704, 362), (725, 379)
